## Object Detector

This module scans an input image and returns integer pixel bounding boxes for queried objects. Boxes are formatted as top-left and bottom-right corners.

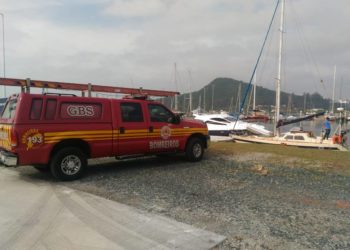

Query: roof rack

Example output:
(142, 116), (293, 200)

(0, 77), (179, 97)
(123, 94), (148, 100)
(44, 93), (77, 97)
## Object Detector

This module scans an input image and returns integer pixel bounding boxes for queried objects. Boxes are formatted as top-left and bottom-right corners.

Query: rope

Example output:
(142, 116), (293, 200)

(289, 1), (325, 92)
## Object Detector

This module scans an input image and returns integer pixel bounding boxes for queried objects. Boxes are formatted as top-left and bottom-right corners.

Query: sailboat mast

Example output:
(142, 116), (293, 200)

(198, 95), (201, 111)
(253, 71), (257, 110)
(174, 63), (178, 111)
(189, 92), (192, 112)
(211, 84), (215, 111)
(331, 65), (336, 114)
(237, 83), (241, 113)
(274, 0), (285, 136)
(188, 70), (193, 112)
(203, 87), (206, 111)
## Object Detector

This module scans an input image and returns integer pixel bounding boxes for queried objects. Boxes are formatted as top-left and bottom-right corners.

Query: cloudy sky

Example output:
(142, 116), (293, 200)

(1, 0), (350, 99)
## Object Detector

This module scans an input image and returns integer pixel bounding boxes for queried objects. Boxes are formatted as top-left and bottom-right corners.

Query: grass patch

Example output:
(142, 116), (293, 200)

(209, 142), (350, 176)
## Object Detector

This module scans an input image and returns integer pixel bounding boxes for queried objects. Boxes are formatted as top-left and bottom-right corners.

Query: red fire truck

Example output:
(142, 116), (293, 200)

(0, 78), (209, 180)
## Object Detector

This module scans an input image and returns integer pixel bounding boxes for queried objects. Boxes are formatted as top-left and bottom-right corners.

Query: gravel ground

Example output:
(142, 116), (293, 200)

(13, 148), (350, 250)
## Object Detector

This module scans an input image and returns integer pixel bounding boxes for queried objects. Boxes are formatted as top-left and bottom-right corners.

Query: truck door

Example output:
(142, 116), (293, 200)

(146, 103), (184, 153)
(115, 101), (149, 156)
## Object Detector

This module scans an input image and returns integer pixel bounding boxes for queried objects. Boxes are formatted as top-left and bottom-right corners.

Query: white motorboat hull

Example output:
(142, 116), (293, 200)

(246, 124), (273, 136)
(194, 113), (270, 137)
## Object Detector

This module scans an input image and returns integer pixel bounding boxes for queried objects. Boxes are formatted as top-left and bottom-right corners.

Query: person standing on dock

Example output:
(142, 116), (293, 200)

(323, 117), (331, 140)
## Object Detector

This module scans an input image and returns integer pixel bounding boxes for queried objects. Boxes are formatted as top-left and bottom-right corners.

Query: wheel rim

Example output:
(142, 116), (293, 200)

(61, 155), (81, 175)
(193, 143), (202, 158)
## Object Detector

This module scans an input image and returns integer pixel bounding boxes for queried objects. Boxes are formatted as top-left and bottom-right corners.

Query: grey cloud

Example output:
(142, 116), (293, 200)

(1, 0), (350, 100)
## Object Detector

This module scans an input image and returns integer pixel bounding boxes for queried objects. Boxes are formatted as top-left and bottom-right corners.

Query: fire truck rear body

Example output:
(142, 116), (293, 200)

(0, 92), (208, 180)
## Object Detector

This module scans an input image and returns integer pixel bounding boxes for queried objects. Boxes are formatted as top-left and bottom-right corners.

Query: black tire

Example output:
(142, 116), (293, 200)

(50, 147), (87, 181)
(33, 165), (50, 173)
(156, 154), (168, 158)
(185, 137), (204, 162)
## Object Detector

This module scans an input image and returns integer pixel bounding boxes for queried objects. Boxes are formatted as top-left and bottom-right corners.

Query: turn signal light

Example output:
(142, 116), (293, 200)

(10, 129), (18, 148)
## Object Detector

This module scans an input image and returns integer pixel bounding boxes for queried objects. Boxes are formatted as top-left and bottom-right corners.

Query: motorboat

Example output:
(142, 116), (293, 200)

(193, 113), (271, 136)
(246, 123), (273, 137)
(193, 113), (246, 136)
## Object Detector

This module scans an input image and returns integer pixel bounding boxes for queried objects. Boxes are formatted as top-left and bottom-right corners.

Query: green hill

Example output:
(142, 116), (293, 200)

(164, 77), (330, 114)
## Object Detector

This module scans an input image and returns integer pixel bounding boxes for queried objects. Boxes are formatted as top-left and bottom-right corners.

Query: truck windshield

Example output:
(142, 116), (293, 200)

(1, 99), (17, 119)
(0, 98), (6, 113)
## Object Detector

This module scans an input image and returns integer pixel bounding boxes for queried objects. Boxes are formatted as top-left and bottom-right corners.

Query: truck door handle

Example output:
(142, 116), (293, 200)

(149, 126), (154, 133)
(120, 127), (125, 134)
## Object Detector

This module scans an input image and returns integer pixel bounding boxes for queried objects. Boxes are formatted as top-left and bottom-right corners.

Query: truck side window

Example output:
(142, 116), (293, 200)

(148, 104), (174, 123)
(1, 99), (17, 119)
(0, 98), (6, 114)
(120, 102), (144, 122)
(30, 99), (43, 120)
(45, 99), (57, 120)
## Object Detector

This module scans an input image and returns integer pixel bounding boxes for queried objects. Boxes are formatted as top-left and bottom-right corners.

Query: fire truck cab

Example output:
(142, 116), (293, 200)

(0, 92), (209, 180)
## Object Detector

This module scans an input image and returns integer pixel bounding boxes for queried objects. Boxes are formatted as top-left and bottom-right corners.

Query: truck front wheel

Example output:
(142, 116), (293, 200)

(185, 137), (204, 162)
(50, 147), (87, 181)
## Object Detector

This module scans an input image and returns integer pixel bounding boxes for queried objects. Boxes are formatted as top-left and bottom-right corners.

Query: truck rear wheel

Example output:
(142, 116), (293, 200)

(185, 137), (204, 162)
(50, 147), (87, 181)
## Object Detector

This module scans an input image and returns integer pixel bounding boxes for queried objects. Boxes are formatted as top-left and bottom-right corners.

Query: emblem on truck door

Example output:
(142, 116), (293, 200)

(160, 126), (171, 139)
(22, 129), (44, 150)
(149, 126), (179, 150)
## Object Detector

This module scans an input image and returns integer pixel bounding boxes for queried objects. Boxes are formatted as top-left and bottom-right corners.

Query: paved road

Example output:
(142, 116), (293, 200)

(0, 167), (225, 250)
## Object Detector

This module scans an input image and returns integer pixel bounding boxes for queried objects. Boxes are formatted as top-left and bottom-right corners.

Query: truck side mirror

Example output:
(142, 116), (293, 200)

(172, 114), (181, 124)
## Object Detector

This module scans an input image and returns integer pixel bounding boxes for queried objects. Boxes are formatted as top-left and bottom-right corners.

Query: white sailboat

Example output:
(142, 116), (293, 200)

(231, 0), (348, 151)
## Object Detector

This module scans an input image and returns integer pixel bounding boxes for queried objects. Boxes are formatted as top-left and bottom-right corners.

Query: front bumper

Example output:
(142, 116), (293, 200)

(0, 150), (18, 166)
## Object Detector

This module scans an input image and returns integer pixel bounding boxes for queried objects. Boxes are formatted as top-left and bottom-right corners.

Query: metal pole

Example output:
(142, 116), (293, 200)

(88, 83), (92, 97)
(0, 13), (6, 97)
